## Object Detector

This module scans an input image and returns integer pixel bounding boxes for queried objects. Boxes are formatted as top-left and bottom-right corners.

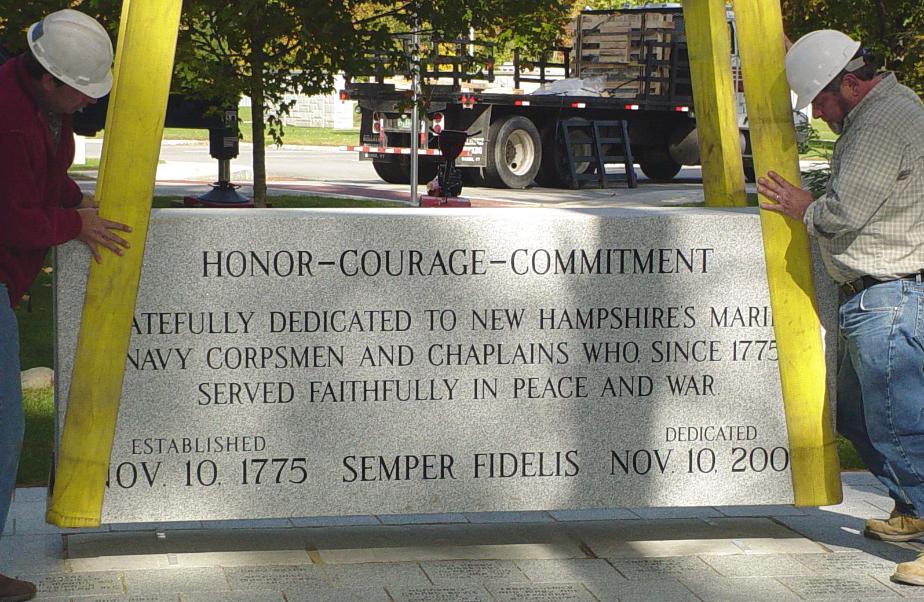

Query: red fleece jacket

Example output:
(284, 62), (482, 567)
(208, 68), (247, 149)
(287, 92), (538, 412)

(0, 55), (83, 308)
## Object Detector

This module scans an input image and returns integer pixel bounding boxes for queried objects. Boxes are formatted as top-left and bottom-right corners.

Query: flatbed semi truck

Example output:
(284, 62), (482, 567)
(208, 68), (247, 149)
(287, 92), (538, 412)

(343, 4), (756, 189)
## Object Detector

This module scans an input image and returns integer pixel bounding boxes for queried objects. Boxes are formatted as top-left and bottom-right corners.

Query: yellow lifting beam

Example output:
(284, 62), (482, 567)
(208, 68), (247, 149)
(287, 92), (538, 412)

(732, 0), (842, 505)
(47, 0), (184, 527)
(682, 0), (746, 207)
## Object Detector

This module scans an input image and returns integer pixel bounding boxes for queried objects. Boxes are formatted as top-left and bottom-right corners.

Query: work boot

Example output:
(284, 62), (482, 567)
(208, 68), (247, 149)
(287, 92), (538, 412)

(0, 573), (36, 602)
(893, 554), (924, 586)
(864, 513), (924, 542)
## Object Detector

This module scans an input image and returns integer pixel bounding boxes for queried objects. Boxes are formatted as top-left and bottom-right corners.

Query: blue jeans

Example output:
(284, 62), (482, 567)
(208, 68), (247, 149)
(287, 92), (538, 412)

(837, 278), (924, 516)
(0, 284), (24, 537)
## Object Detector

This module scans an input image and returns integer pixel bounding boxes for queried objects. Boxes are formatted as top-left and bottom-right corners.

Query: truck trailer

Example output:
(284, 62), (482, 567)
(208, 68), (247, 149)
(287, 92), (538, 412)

(343, 4), (757, 189)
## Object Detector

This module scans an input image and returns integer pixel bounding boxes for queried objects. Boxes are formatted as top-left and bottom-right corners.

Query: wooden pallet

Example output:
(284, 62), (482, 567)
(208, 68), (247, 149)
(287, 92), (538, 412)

(570, 10), (681, 96)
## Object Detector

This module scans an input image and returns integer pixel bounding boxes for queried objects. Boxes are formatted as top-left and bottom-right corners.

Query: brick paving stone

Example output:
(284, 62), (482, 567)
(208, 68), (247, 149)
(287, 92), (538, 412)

(487, 582), (595, 601)
(0, 533), (65, 575)
(122, 567), (230, 594)
(67, 594), (180, 602)
(678, 576), (801, 601)
(224, 565), (326, 591)
(585, 578), (699, 602)
(607, 556), (720, 580)
(776, 575), (897, 599)
(388, 585), (493, 602)
(515, 559), (626, 584)
(322, 562), (430, 587)
(700, 553), (815, 577)
(283, 585), (392, 601)
(179, 593), (283, 601)
(420, 560), (527, 584)
(24, 571), (123, 597)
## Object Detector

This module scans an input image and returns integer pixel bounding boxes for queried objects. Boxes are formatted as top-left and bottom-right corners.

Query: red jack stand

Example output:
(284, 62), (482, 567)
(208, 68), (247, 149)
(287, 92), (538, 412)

(419, 195), (471, 208)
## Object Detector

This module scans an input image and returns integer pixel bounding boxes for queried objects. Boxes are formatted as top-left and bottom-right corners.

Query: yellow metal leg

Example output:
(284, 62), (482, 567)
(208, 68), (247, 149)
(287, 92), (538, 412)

(47, 0), (184, 527)
(732, 0), (842, 506)
(682, 0), (746, 207)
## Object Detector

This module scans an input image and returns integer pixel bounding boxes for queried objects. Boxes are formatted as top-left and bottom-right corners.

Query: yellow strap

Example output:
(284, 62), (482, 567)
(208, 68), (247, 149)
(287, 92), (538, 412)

(47, 0), (184, 528)
(682, 0), (747, 207)
(732, 0), (842, 506)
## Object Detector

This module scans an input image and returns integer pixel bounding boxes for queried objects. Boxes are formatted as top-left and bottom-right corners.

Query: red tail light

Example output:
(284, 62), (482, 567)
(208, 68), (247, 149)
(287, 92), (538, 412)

(372, 112), (381, 134)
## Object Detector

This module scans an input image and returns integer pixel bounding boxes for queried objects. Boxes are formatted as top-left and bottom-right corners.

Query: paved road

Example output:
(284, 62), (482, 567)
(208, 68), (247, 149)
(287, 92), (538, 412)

(82, 139), (717, 208)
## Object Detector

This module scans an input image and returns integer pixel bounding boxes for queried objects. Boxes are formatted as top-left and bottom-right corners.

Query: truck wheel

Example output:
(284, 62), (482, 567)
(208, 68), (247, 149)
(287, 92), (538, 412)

(743, 159), (756, 183)
(639, 147), (682, 182)
(372, 159), (438, 184)
(484, 115), (541, 188)
(536, 124), (592, 188)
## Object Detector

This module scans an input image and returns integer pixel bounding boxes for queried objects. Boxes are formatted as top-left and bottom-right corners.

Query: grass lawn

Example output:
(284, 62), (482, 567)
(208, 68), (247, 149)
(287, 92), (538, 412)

(801, 118), (838, 160)
(92, 107), (359, 146)
(135, 106), (360, 147)
(18, 387), (54, 487)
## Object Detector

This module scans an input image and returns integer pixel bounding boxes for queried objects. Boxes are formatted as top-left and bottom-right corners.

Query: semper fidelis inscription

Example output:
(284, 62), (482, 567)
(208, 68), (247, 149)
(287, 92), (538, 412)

(53, 207), (835, 522)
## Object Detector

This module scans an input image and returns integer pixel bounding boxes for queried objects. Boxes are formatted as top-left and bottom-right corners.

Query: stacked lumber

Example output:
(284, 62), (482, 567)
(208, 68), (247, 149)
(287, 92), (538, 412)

(569, 11), (679, 97)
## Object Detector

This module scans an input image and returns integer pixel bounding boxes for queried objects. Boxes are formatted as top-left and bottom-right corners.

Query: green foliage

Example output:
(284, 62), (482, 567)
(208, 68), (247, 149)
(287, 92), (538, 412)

(796, 120), (833, 198)
(580, 0), (648, 9)
(837, 434), (866, 471)
(783, 0), (924, 96)
(174, 0), (571, 205)
(15, 260), (54, 371)
(18, 386), (54, 486)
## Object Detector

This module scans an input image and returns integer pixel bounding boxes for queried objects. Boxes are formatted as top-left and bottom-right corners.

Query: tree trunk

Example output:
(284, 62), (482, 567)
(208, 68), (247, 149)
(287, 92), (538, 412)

(248, 24), (268, 207)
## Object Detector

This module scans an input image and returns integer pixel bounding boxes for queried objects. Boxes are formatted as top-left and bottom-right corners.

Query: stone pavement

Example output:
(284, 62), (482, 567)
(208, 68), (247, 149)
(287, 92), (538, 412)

(2, 472), (924, 601)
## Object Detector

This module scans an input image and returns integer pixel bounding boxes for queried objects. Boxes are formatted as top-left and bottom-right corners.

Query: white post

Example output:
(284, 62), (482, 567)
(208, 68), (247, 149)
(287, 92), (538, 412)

(73, 134), (86, 165)
(410, 11), (420, 205)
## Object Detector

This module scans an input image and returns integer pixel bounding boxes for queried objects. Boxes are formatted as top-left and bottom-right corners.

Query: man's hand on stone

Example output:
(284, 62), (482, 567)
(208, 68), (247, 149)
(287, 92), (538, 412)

(757, 171), (814, 222)
(76, 207), (132, 263)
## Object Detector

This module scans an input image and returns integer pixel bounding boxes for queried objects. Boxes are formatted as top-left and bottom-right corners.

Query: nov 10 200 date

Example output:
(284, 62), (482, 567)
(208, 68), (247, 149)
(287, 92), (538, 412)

(611, 445), (790, 476)
(106, 457), (308, 489)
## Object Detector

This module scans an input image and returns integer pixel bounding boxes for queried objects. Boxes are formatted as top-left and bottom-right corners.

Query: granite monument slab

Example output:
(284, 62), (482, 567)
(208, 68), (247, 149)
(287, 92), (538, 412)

(54, 208), (837, 522)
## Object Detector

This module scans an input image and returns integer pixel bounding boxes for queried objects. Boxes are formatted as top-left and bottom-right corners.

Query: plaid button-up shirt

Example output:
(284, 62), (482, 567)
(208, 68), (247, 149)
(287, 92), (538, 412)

(803, 73), (924, 284)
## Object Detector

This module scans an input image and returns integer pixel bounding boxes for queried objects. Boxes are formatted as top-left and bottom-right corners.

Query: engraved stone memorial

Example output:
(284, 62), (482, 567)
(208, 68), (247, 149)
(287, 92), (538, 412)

(54, 207), (835, 522)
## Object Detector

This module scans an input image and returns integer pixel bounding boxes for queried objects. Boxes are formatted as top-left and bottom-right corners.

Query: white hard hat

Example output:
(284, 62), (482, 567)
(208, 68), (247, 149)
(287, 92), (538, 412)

(785, 30), (862, 110)
(27, 9), (113, 99)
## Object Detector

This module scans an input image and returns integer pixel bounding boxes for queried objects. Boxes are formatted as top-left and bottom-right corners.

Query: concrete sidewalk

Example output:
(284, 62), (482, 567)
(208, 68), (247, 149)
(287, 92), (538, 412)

(2, 472), (923, 601)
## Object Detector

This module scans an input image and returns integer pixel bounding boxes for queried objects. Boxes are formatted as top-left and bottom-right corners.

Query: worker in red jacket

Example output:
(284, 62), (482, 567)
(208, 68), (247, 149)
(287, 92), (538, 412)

(0, 10), (131, 600)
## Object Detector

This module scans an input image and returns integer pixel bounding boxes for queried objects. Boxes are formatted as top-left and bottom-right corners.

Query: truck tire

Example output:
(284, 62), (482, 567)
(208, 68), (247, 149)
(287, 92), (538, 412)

(743, 159), (756, 183)
(536, 124), (593, 188)
(372, 158), (438, 185)
(484, 115), (541, 188)
(639, 147), (682, 182)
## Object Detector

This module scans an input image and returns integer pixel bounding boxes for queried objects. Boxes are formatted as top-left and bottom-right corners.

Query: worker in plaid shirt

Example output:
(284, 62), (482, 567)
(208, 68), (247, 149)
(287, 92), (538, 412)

(757, 30), (924, 586)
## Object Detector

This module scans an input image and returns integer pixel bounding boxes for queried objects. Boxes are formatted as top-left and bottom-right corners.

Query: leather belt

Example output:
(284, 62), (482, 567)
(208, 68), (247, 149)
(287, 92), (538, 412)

(840, 271), (924, 297)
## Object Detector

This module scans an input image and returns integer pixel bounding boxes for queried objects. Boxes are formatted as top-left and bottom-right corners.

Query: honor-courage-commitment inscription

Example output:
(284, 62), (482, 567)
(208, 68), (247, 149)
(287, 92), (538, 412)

(54, 207), (828, 522)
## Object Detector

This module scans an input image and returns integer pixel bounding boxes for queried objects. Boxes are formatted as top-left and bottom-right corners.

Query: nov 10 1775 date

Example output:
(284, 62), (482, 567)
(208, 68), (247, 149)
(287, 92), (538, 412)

(105, 457), (309, 489)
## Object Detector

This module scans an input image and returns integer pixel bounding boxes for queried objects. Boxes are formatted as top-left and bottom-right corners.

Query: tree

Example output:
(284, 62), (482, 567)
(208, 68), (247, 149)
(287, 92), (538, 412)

(174, 0), (385, 206)
(782, 0), (924, 96)
(175, 0), (572, 206)
(1, 0), (571, 207)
